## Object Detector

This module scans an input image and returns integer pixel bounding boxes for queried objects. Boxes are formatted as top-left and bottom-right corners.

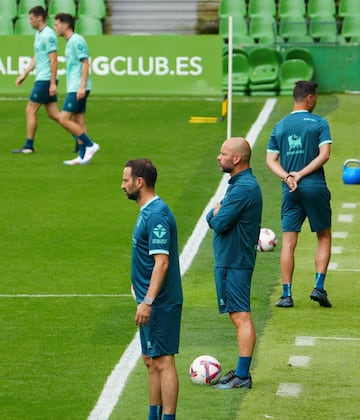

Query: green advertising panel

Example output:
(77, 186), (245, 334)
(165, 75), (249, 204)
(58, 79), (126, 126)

(0, 35), (223, 96)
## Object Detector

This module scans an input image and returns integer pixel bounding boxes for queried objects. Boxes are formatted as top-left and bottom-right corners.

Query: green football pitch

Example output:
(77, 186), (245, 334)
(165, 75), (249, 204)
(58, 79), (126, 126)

(0, 93), (359, 419)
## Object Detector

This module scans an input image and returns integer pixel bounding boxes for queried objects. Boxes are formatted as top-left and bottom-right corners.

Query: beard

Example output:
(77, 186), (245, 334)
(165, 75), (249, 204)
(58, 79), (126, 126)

(124, 189), (140, 201)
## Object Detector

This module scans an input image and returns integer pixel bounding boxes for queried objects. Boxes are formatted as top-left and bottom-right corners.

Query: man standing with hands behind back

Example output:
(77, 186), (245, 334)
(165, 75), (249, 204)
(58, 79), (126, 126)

(207, 137), (262, 389)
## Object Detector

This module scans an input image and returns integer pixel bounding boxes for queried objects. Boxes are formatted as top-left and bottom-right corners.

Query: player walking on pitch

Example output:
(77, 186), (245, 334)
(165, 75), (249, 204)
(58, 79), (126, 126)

(122, 159), (183, 420)
(266, 80), (332, 308)
(54, 13), (99, 165)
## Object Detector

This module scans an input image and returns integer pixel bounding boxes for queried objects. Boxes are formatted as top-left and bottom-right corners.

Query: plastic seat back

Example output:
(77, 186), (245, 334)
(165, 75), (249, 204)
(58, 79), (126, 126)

(75, 16), (103, 35)
(339, 0), (360, 17)
(219, 0), (247, 18)
(220, 14), (248, 41)
(309, 16), (338, 41)
(286, 48), (314, 72)
(0, 16), (14, 35)
(308, 0), (336, 18)
(279, 59), (313, 94)
(48, 0), (76, 17)
(14, 16), (36, 34)
(279, 17), (308, 41)
(341, 15), (360, 40)
(18, 0), (46, 17)
(248, 46), (282, 84)
(249, 15), (276, 42)
(77, 0), (106, 19)
(278, 0), (306, 19)
(0, 0), (18, 19)
(248, 0), (276, 17)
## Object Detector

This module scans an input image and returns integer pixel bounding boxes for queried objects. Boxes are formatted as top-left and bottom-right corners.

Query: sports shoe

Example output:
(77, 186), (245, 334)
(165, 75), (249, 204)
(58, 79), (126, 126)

(63, 156), (84, 165)
(310, 288), (332, 307)
(218, 370), (236, 384)
(213, 375), (252, 389)
(275, 296), (294, 308)
(82, 142), (100, 164)
(12, 146), (34, 154)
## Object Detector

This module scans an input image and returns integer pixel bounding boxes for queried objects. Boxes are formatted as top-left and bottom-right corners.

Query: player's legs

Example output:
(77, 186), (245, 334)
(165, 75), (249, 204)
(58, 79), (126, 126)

(152, 355), (179, 415)
(25, 100), (41, 139)
(230, 311), (256, 357)
(58, 110), (82, 137)
(315, 228), (331, 274)
(44, 101), (60, 123)
(280, 231), (298, 285)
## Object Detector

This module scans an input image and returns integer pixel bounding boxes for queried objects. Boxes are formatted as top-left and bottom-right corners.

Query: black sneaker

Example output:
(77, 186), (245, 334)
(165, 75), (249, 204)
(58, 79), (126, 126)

(310, 288), (332, 307)
(12, 146), (34, 154)
(275, 296), (294, 308)
(213, 375), (252, 389)
(218, 370), (236, 384)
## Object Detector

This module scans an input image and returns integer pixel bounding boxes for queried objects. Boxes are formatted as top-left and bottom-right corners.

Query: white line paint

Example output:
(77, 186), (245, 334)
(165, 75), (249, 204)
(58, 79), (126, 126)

(338, 214), (354, 222)
(328, 262), (338, 270)
(342, 203), (357, 208)
(288, 356), (310, 368)
(296, 336), (360, 345)
(88, 99), (278, 420)
(276, 383), (302, 397)
(331, 246), (343, 254)
(0, 294), (131, 298)
(332, 231), (348, 238)
(295, 336), (316, 346)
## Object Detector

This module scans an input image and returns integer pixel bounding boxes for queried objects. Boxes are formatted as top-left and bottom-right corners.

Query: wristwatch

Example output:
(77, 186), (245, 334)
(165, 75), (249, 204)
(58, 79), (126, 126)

(143, 296), (154, 306)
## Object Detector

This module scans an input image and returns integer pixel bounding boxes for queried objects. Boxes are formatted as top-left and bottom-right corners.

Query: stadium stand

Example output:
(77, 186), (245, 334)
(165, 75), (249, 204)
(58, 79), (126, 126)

(48, 0), (77, 18)
(338, 0), (360, 18)
(222, 48), (249, 94)
(248, 0), (276, 17)
(341, 15), (360, 42)
(75, 16), (104, 35)
(309, 16), (339, 42)
(77, 0), (106, 20)
(0, 0), (18, 20)
(285, 47), (314, 73)
(279, 59), (313, 95)
(278, 0), (306, 19)
(17, 0), (46, 17)
(278, 16), (309, 43)
(249, 15), (277, 43)
(219, 14), (248, 42)
(0, 16), (14, 35)
(307, 0), (336, 19)
(219, 0), (247, 18)
(14, 15), (36, 34)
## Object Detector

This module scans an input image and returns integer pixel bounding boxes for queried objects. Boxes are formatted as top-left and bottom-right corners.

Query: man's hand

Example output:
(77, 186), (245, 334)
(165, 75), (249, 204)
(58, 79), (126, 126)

(135, 302), (152, 326)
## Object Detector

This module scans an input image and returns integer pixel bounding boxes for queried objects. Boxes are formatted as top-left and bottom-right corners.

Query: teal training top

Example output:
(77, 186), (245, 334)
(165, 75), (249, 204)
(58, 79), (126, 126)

(131, 196), (183, 308)
(267, 110), (332, 189)
(65, 33), (91, 92)
(34, 25), (57, 81)
(206, 169), (263, 269)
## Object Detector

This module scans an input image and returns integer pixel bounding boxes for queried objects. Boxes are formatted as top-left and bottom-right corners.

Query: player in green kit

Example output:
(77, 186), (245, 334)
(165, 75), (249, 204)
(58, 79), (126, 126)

(13, 6), (58, 154)
(54, 13), (100, 165)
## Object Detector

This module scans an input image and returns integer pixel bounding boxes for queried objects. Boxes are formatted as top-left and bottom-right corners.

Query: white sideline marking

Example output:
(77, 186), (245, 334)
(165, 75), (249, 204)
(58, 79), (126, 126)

(328, 262), (338, 270)
(338, 214), (353, 222)
(87, 98), (278, 420)
(276, 383), (302, 397)
(331, 246), (343, 254)
(342, 203), (357, 208)
(295, 336), (316, 346)
(332, 231), (348, 238)
(288, 356), (310, 368)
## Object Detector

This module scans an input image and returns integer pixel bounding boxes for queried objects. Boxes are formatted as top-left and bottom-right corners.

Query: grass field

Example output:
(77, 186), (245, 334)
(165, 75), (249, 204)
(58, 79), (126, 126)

(0, 93), (359, 419)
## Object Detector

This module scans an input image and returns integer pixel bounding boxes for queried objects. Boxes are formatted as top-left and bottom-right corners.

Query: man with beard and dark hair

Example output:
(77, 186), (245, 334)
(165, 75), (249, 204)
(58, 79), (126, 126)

(121, 158), (183, 420)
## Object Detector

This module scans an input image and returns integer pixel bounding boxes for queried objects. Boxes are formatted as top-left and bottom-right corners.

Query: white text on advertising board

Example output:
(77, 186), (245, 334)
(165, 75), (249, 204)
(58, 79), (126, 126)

(0, 56), (203, 76)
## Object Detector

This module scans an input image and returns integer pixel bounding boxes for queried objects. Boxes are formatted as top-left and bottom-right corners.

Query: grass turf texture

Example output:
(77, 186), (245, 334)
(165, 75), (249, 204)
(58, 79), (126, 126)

(0, 94), (359, 419)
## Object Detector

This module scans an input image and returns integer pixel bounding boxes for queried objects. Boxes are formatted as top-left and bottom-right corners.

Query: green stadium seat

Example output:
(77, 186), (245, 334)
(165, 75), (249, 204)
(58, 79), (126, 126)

(219, 14), (248, 42)
(219, 0), (247, 18)
(48, 0), (76, 18)
(14, 16), (36, 34)
(279, 59), (313, 95)
(222, 49), (249, 94)
(17, 0), (46, 17)
(341, 15), (360, 41)
(248, 0), (276, 17)
(339, 0), (360, 17)
(0, 0), (18, 19)
(0, 16), (14, 35)
(278, 0), (306, 19)
(309, 16), (338, 42)
(248, 46), (282, 95)
(249, 15), (277, 43)
(75, 16), (103, 35)
(286, 47), (314, 72)
(308, 0), (336, 19)
(279, 17), (308, 42)
(77, 0), (106, 20)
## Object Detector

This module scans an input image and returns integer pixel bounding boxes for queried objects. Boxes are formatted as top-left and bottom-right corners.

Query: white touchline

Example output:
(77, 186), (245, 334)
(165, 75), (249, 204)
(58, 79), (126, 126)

(87, 98), (278, 420)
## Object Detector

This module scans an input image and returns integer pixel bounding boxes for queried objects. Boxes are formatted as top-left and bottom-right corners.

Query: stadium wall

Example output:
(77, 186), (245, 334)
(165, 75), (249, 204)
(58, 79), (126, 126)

(0, 35), (359, 95)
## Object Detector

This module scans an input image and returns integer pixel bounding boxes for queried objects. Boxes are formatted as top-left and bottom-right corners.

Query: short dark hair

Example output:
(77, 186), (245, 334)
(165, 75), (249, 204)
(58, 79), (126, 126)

(29, 6), (47, 18)
(125, 159), (158, 189)
(54, 13), (75, 31)
(293, 80), (318, 101)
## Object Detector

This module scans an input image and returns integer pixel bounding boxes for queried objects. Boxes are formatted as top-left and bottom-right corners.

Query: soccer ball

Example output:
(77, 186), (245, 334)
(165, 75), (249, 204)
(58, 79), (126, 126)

(189, 355), (222, 385)
(257, 228), (277, 252)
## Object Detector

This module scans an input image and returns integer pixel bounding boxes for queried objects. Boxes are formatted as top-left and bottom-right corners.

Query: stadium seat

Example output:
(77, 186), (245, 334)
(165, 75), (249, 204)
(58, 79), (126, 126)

(278, 0), (306, 19)
(248, 46), (282, 95)
(48, 0), (76, 18)
(286, 48), (314, 73)
(75, 16), (103, 35)
(307, 0), (336, 18)
(17, 0), (46, 17)
(339, 0), (360, 17)
(248, 0), (276, 17)
(279, 59), (313, 95)
(249, 15), (277, 43)
(77, 0), (106, 20)
(219, 14), (248, 42)
(309, 16), (338, 42)
(0, 0), (18, 19)
(222, 49), (249, 94)
(0, 16), (14, 35)
(279, 17), (308, 42)
(341, 15), (360, 41)
(14, 16), (36, 34)
(219, 0), (247, 18)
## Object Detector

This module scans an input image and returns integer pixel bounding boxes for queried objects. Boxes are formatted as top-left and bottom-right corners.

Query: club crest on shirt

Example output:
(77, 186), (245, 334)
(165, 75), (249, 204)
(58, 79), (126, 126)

(287, 134), (304, 156)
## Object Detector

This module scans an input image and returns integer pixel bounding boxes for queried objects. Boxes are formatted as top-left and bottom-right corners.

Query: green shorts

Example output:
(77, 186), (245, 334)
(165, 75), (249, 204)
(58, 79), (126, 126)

(29, 80), (57, 104)
(214, 267), (253, 313)
(139, 304), (182, 357)
(281, 185), (331, 232)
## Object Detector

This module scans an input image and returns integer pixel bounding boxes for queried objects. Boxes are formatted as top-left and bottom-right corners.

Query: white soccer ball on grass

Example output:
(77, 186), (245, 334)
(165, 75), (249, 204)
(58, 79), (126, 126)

(189, 355), (222, 385)
(257, 228), (277, 252)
